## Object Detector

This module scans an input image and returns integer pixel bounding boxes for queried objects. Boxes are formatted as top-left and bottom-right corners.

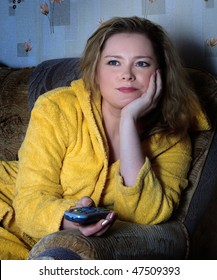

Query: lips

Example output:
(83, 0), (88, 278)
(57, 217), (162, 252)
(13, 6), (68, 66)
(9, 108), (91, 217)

(117, 87), (138, 93)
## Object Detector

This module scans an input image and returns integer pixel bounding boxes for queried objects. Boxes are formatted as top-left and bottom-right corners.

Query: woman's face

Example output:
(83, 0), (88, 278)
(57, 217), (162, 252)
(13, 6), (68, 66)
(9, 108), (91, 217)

(96, 32), (159, 111)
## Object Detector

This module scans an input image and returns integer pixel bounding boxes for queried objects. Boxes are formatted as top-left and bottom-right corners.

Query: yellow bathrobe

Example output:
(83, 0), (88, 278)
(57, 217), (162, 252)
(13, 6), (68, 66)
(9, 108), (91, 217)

(0, 79), (210, 259)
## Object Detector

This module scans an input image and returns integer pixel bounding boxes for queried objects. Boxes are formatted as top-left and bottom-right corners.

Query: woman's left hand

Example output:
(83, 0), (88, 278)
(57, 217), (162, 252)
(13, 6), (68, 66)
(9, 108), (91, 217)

(119, 69), (162, 186)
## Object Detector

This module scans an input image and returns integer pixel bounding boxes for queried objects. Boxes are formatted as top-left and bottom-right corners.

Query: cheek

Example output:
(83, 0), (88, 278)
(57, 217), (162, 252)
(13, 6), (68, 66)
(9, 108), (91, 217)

(140, 68), (157, 89)
(96, 74), (108, 94)
(97, 70), (114, 89)
(139, 74), (152, 91)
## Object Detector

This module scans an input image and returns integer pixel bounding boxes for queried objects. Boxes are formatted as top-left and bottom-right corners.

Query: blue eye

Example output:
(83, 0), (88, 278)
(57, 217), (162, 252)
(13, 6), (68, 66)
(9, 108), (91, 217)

(136, 61), (149, 67)
(108, 60), (120, 66)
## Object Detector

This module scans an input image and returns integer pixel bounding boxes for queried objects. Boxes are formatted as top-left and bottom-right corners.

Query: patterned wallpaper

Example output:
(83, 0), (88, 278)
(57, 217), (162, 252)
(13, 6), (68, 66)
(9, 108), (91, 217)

(0, 0), (216, 74)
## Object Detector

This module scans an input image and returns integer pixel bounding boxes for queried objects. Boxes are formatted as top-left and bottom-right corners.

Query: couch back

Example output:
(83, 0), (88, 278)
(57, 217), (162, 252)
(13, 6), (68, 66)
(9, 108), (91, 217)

(28, 58), (81, 110)
(20, 59), (217, 258)
(1, 58), (217, 258)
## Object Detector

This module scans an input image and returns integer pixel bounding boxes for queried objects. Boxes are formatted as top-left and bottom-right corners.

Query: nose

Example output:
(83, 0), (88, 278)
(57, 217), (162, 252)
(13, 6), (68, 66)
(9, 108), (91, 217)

(121, 68), (135, 81)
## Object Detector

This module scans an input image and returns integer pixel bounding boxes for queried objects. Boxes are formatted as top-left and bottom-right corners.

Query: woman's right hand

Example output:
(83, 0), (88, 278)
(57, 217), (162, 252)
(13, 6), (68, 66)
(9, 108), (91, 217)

(61, 196), (117, 236)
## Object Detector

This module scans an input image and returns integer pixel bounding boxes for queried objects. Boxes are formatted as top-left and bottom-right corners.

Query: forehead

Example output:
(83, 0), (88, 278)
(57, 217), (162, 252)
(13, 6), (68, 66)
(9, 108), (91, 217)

(102, 32), (154, 55)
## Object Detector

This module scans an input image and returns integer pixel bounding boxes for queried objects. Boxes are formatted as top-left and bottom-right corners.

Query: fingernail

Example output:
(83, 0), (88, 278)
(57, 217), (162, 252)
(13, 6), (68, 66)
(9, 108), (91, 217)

(109, 212), (114, 219)
(102, 219), (109, 226)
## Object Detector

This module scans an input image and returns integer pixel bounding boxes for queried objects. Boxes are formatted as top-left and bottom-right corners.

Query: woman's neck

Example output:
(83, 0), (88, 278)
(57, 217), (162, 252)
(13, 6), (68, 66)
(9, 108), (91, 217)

(101, 100), (121, 164)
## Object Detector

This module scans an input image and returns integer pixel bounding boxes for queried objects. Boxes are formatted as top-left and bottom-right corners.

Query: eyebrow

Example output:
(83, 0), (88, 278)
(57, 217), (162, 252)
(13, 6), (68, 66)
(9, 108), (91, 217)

(103, 55), (153, 60)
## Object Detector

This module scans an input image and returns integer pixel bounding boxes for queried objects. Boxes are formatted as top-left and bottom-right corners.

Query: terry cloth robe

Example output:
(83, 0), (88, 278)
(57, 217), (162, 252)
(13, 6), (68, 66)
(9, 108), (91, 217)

(0, 79), (210, 259)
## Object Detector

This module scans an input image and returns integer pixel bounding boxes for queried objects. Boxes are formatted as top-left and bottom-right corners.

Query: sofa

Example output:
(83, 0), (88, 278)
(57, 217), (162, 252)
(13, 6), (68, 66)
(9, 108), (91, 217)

(0, 58), (217, 259)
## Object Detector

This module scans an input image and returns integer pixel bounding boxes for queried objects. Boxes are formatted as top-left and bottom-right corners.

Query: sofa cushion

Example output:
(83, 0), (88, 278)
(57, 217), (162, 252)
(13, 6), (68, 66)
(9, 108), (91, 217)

(28, 58), (80, 110)
(174, 68), (217, 228)
(0, 67), (33, 161)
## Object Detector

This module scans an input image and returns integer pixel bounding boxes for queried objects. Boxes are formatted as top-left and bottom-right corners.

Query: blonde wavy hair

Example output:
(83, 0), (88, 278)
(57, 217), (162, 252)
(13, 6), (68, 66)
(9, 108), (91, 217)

(80, 16), (202, 136)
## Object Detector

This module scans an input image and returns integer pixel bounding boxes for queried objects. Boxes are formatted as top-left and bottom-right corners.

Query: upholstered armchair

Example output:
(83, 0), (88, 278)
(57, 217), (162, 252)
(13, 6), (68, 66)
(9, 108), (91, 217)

(23, 58), (217, 259)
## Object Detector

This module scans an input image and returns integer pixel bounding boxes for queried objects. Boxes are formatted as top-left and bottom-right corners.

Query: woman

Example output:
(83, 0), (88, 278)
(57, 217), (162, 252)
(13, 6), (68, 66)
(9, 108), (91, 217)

(0, 16), (209, 259)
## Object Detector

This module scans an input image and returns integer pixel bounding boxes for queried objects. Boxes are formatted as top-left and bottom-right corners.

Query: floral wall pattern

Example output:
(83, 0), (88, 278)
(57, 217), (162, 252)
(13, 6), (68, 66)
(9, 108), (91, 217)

(0, 0), (217, 74)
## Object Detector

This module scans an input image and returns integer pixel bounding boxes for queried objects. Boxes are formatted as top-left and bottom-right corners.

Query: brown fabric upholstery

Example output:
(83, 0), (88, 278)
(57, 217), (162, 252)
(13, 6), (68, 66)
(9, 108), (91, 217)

(28, 220), (188, 260)
(0, 67), (33, 161)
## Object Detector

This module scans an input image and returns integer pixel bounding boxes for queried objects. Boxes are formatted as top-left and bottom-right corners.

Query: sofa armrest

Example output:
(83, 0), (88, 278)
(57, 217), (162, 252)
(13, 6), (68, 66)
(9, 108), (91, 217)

(28, 220), (189, 260)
